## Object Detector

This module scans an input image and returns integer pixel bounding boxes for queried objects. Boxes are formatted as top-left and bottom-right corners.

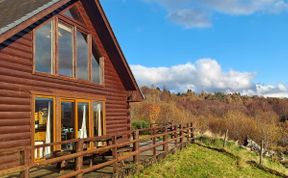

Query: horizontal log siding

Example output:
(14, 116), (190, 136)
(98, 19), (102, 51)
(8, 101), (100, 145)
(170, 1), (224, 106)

(0, 16), (130, 168)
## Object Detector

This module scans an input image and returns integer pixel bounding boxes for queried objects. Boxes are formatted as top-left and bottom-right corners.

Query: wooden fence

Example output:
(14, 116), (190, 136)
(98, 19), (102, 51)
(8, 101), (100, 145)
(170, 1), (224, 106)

(0, 122), (194, 178)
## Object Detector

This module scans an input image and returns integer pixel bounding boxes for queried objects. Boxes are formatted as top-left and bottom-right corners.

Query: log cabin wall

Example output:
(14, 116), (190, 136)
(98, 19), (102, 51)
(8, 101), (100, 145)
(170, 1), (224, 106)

(0, 2), (131, 169)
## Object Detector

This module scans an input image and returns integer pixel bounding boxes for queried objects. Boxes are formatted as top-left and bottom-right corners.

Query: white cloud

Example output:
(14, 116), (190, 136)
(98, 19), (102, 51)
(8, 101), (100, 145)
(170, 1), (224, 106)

(131, 59), (288, 98)
(242, 83), (288, 98)
(131, 58), (254, 92)
(143, 0), (288, 28)
(168, 9), (212, 28)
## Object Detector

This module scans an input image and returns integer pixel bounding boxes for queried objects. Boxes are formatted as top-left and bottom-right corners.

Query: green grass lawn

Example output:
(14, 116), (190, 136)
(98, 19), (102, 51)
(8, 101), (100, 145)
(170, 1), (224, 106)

(135, 144), (282, 178)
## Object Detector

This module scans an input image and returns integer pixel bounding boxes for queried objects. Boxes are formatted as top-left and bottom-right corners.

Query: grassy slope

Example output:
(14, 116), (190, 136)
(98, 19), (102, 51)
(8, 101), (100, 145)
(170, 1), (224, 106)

(135, 144), (282, 178)
(198, 136), (287, 175)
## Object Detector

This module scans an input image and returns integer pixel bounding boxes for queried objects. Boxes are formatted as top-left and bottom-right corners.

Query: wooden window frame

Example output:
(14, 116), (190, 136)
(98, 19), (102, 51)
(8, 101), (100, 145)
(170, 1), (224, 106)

(32, 95), (56, 163)
(32, 3), (104, 86)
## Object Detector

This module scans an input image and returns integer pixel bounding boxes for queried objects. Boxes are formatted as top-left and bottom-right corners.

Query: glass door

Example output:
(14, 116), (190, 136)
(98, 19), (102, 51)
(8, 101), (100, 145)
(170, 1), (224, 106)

(34, 97), (54, 160)
(61, 100), (75, 151)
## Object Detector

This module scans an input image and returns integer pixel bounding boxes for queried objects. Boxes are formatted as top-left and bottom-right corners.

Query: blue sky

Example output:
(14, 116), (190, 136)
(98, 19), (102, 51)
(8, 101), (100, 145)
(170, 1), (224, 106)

(101, 0), (288, 97)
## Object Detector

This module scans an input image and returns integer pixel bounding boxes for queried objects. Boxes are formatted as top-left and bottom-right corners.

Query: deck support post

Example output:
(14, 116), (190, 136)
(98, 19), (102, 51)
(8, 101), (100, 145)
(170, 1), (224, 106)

(112, 136), (118, 175)
(20, 149), (29, 178)
(76, 139), (84, 178)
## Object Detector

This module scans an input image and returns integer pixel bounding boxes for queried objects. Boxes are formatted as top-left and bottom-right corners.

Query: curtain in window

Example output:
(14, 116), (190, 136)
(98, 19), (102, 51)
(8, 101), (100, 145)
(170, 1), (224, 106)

(80, 105), (88, 139)
(97, 103), (102, 136)
(44, 101), (51, 156)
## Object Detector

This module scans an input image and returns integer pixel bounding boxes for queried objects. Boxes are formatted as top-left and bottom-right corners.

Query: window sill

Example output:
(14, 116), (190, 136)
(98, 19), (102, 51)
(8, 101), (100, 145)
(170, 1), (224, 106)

(33, 72), (105, 89)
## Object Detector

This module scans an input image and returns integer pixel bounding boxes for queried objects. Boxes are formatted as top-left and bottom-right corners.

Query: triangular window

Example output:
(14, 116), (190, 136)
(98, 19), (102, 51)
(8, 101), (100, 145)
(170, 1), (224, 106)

(63, 6), (84, 24)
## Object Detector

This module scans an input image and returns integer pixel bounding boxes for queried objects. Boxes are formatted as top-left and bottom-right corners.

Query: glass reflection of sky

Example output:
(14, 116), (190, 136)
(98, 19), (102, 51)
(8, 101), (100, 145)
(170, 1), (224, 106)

(35, 22), (52, 73)
(92, 42), (100, 83)
(58, 23), (73, 77)
(77, 31), (89, 80)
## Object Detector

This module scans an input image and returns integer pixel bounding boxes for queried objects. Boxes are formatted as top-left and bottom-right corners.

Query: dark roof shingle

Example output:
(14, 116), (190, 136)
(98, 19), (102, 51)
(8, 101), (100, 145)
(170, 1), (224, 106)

(0, 0), (61, 35)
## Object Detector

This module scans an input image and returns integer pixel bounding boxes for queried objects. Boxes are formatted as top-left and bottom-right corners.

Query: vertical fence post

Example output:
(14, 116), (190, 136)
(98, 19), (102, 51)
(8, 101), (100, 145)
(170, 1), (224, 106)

(179, 124), (183, 150)
(112, 136), (118, 175)
(133, 130), (140, 173)
(76, 139), (84, 178)
(259, 140), (264, 165)
(223, 129), (229, 149)
(190, 123), (194, 143)
(20, 149), (29, 178)
(163, 126), (168, 153)
(174, 125), (178, 148)
(152, 128), (156, 159)
(186, 123), (190, 144)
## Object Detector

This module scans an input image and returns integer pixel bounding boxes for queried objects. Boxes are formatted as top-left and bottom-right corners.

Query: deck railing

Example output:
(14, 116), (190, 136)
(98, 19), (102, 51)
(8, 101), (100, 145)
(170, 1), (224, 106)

(0, 122), (194, 178)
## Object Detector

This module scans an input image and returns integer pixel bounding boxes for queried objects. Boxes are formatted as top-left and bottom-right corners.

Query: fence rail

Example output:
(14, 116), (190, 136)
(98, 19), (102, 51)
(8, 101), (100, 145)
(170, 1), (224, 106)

(0, 122), (194, 178)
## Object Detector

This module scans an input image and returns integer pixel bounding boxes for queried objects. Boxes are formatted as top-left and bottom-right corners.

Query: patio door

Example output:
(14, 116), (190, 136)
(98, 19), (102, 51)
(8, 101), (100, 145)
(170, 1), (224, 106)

(61, 100), (75, 151)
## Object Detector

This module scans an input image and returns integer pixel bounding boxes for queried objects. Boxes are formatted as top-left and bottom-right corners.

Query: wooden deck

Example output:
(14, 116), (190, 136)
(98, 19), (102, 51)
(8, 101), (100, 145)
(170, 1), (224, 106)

(0, 123), (194, 178)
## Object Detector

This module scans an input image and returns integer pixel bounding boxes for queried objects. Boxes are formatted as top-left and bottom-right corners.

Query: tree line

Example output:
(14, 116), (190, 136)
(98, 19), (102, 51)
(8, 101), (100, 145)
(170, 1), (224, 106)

(131, 86), (288, 152)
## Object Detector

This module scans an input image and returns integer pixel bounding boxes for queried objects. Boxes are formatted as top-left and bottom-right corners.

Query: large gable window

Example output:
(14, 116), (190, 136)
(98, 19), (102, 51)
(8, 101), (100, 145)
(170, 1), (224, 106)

(33, 5), (103, 84)
(35, 21), (54, 74)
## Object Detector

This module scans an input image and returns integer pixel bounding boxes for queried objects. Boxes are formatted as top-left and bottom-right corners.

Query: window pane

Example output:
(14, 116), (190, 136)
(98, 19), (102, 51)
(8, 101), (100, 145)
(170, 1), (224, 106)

(78, 102), (89, 138)
(76, 31), (89, 80)
(93, 102), (103, 136)
(63, 6), (84, 24)
(58, 23), (73, 77)
(34, 98), (53, 159)
(35, 22), (53, 73)
(61, 101), (75, 150)
(92, 42), (101, 83)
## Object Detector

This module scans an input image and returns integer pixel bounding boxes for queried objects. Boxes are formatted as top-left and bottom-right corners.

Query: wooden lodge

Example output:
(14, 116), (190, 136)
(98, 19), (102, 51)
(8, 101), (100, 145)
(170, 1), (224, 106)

(0, 0), (145, 175)
(0, 0), (197, 177)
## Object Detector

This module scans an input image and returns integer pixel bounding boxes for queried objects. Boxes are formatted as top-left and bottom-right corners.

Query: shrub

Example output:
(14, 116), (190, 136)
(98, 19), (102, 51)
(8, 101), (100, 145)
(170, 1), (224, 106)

(132, 120), (150, 130)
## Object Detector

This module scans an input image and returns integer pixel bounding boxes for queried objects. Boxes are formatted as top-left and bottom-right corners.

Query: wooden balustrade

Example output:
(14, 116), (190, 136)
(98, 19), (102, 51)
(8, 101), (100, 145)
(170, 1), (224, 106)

(0, 122), (194, 177)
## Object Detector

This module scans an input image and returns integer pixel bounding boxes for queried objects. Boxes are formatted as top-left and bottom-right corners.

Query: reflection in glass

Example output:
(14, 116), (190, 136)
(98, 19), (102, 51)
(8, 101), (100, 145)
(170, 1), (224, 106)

(92, 42), (101, 83)
(76, 31), (89, 80)
(61, 101), (75, 150)
(58, 23), (73, 77)
(63, 6), (84, 24)
(34, 98), (54, 159)
(35, 21), (53, 73)
(78, 102), (89, 138)
(93, 102), (103, 137)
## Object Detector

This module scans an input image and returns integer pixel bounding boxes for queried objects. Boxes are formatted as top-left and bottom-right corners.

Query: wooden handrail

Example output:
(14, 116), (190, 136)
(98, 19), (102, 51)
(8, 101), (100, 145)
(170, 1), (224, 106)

(0, 122), (195, 178)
